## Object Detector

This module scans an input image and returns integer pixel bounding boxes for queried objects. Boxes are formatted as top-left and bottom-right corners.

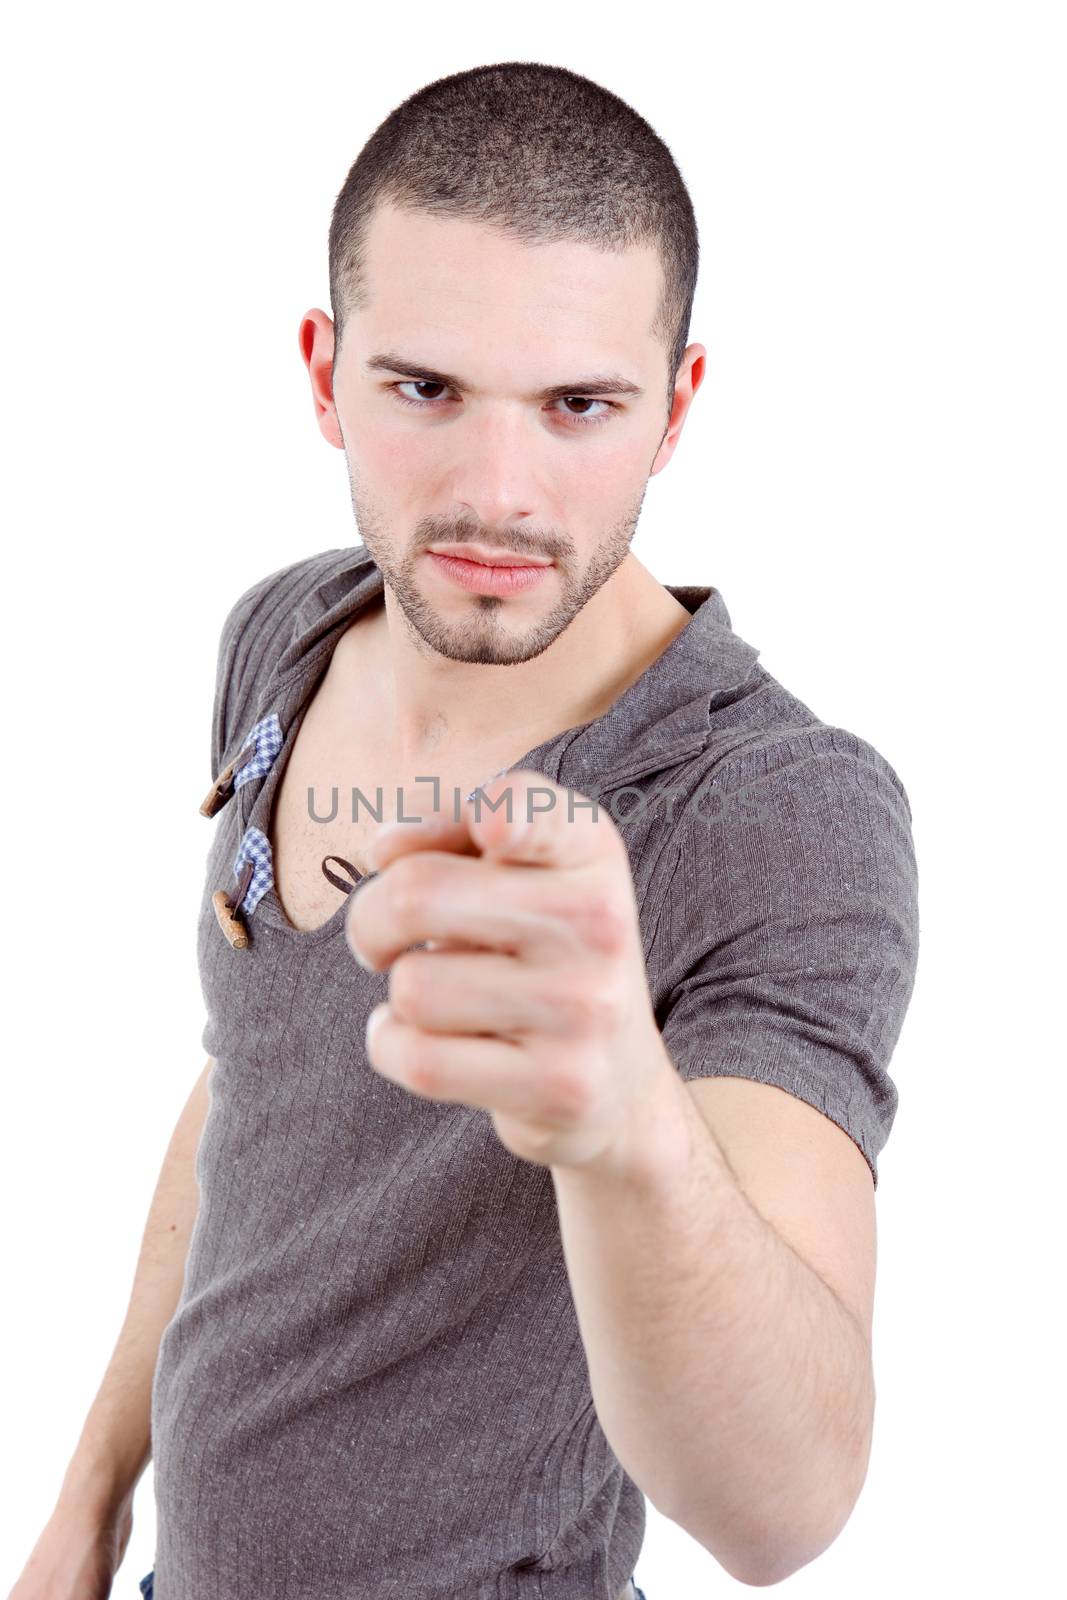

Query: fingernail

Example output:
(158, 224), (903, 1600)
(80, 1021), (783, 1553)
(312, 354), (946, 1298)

(366, 1002), (389, 1039)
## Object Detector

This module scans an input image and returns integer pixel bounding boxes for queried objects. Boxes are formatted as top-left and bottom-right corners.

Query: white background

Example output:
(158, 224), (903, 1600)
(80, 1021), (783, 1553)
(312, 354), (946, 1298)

(2, 2), (1063, 1595)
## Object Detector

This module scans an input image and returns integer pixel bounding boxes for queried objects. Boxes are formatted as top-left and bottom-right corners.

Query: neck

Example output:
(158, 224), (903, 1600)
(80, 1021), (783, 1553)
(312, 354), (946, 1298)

(352, 552), (695, 770)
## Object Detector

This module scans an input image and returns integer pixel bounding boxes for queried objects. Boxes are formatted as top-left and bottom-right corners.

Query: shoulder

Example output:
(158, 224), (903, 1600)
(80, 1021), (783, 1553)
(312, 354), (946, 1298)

(652, 711), (921, 1022)
(664, 715), (918, 915)
(207, 546), (353, 777)
(723, 720), (914, 832)
(665, 653), (916, 848)
(212, 545), (353, 665)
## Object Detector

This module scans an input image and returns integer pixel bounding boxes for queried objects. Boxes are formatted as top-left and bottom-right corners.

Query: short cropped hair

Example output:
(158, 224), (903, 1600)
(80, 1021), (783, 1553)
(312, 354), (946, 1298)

(328, 61), (700, 423)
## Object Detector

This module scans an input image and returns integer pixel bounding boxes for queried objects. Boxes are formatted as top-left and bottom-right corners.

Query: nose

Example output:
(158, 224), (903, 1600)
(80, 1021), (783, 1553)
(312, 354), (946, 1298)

(447, 404), (541, 530)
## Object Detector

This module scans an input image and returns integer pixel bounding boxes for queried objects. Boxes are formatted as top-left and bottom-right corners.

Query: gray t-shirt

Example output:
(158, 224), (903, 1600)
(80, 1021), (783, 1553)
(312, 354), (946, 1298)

(149, 545), (919, 1598)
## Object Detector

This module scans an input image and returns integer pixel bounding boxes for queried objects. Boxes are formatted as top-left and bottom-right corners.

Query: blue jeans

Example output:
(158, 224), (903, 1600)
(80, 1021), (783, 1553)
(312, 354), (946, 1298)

(139, 1570), (647, 1597)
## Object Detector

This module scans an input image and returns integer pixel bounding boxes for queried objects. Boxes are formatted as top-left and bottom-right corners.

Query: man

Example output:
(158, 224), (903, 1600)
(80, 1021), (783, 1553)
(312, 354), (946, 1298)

(17, 62), (918, 1600)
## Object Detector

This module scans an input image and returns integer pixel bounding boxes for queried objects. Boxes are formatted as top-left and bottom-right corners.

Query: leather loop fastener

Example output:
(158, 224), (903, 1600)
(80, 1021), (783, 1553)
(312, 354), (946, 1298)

(199, 742), (258, 818)
(321, 855), (364, 895)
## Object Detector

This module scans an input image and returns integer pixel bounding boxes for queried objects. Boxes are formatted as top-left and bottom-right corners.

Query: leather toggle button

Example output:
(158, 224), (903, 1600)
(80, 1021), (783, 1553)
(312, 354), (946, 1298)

(199, 742), (257, 818)
(212, 891), (249, 949)
(212, 859), (254, 950)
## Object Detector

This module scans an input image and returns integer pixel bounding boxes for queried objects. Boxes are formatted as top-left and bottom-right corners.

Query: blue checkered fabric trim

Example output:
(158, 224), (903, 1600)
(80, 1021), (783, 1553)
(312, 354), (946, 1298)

(233, 712), (283, 790)
(223, 713), (284, 921)
(234, 825), (275, 916)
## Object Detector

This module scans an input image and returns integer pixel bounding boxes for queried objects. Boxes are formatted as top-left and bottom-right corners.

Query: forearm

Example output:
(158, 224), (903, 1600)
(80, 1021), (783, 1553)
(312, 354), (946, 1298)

(551, 1056), (874, 1587)
(55, 1059), (213, 1521)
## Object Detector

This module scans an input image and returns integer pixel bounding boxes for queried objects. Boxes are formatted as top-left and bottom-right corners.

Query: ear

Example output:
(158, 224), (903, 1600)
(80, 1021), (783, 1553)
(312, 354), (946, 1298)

(299, 308), (345, 450)
(649, 343), (707, 477)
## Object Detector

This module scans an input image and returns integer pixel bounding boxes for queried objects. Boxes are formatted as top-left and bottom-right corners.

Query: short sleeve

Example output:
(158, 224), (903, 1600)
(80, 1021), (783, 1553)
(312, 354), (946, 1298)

(654, 729), (920, 1187)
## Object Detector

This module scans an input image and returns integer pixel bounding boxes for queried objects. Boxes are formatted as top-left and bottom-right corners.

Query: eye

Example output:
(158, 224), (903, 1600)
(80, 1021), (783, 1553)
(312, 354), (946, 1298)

(389, 382), (616, 428)
(555, 396), (614, 425)
(394, 379), (449, 405)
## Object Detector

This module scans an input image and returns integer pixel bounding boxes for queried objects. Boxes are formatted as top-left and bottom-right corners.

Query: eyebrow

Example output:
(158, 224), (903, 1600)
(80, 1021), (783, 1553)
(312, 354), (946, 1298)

(364, 351), (645, 403)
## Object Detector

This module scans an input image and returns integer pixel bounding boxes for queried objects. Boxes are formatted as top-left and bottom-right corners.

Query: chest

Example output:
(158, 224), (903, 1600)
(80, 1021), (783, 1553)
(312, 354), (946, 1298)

(265, 679), (512, 934)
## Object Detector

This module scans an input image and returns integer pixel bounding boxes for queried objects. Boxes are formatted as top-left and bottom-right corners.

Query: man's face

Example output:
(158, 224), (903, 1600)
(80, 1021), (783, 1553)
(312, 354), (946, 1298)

(320, 200), (694, 666)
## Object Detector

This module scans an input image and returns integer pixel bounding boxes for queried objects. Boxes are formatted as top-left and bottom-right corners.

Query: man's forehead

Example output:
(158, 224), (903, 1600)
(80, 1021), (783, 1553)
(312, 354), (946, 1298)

(359, 200), (664, 329)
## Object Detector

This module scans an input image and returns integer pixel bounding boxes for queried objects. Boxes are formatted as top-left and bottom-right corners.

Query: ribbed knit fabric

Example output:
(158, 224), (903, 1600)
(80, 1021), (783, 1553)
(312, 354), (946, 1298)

(148, 545), (919, 1599)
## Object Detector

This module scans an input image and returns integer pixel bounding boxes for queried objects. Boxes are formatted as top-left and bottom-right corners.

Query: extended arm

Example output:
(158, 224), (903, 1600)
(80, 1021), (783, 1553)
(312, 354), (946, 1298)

(552, 1056), (876, 1588)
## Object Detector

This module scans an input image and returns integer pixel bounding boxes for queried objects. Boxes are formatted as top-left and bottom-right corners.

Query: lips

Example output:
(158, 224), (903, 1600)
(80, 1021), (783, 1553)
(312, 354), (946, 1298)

(427, 545), (552, 568)
(426, 550), (553, 596)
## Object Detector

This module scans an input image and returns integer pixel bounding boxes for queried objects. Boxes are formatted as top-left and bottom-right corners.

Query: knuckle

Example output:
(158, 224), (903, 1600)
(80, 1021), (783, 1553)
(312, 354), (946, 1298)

(387, 855), (434, 922)
(553, 974), (623, 1037)
(571, 887), (632, 955)
(542, 1062), (595, 1120)
(389, 954), (428, 1020)
(399, 1034), (437, 1092)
